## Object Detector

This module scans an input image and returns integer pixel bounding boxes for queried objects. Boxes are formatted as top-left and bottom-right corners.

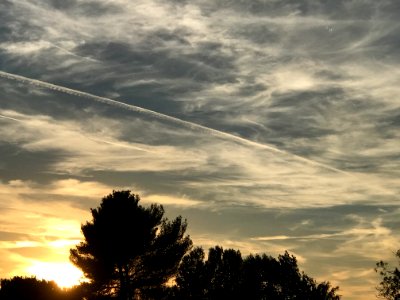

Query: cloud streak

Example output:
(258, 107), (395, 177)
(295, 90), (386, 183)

(0, 70), (351, 175)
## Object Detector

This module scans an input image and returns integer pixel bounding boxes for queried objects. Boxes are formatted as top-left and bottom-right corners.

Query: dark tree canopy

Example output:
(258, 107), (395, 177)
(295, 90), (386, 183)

(175, 246), (341, 300)
(70, 190), (192, 300)
(0, 276), (85, 300)
(376, 250), (400, 300)
(0, 276), (62, 300)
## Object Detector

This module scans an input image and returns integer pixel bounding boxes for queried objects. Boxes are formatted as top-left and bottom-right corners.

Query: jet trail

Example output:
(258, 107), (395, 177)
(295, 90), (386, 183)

(47, 42), (99, 63)
(0, 111), (151, 153)
(0, 70), (348, 175)
(85, 136), (153, 153)
(0, 113), (24, 123)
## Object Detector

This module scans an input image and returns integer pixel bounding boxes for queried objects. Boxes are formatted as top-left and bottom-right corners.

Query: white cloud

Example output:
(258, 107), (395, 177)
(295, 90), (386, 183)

(3, 104), (397, 210)
(0, 41), (51, 55)
(143, 194), (203, 207)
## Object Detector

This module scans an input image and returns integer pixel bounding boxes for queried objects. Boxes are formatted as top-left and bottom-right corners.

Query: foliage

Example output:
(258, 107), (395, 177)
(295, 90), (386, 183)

(175, 246), (341, 300)
(174, 247), (206, 299)
(70, 190), (192, 300)
(0, 276), (84, 300)
(376, 250), (400, 300)
(0, 276), (61, 300)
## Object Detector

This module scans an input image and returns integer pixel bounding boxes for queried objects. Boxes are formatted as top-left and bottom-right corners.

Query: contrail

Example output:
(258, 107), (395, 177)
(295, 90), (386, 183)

(0, 113), (24, 123)
(0, 112), (151, 153)
(85, 136), (153, 153)
(47, 42), (99, 63)
(0, 70), (348, 174)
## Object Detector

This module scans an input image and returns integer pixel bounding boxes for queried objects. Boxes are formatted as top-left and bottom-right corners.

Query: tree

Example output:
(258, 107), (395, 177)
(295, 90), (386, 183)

(376, 250), (400, 300)
(175, 246), (340, 300)
(175, 246), (243, 300)
(0, 276), (87, 300)
(241, 251), (340, 300)
(174, 247), (206, 299)
(0, 276), (62, 300)
(70, 190), (192, 300)
(204, 246), (243, 299)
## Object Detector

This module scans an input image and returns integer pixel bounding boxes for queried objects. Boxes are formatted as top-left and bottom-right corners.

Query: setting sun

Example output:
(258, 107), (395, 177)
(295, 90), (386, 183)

(27, 262), (84, 289)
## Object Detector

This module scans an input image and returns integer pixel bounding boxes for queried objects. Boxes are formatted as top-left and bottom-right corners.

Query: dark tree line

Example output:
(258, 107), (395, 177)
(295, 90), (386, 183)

(0, 191), (343, 299)
(172, 246), (340, 300)
(0, 276), (87, 300)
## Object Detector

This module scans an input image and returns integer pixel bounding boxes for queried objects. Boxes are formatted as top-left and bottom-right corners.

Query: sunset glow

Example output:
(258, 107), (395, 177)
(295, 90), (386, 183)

(27, 262), (84, 289)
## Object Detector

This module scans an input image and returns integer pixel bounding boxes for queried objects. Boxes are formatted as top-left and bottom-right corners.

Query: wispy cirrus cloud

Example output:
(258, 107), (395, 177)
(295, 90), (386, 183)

(1, 92), (397, 210)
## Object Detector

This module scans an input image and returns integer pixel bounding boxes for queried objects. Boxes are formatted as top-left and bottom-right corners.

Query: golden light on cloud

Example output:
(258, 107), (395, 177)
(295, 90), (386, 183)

(27, 261), (84, 289)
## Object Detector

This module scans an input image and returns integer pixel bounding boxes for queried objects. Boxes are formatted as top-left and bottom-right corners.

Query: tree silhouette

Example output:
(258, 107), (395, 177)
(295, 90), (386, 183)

(175, 247), (206, 299)
(241, 251), (340, 299)
(204, 246), (243, 299)
(70, 190), (192, 300)
(0, 276), (62, 300)
(0, 276), (87, 300)
(376, 250), (400, 300)
(175, 246), (340, 300)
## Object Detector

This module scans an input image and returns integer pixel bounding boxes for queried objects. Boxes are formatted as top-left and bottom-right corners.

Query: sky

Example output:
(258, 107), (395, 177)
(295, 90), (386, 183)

(0, 0), (399, 298)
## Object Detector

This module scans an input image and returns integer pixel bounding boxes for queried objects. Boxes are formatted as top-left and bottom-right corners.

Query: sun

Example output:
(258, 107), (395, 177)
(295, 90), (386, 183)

(27, 261), (84, 289)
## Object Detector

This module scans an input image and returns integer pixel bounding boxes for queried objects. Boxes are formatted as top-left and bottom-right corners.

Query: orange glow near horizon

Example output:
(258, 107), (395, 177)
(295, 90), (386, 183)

(27, 261), (84, 289)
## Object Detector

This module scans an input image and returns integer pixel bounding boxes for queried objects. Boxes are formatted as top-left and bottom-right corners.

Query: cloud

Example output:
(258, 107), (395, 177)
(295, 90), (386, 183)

(0, 41), (52, 55)
(0, 108), (210, 175)
(0, 97), (398, 211)
(0, 0), (398, 212)
(249, 208), (400, 299)
(252, 216), (397, 259)
(142, 194), (202, 207)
